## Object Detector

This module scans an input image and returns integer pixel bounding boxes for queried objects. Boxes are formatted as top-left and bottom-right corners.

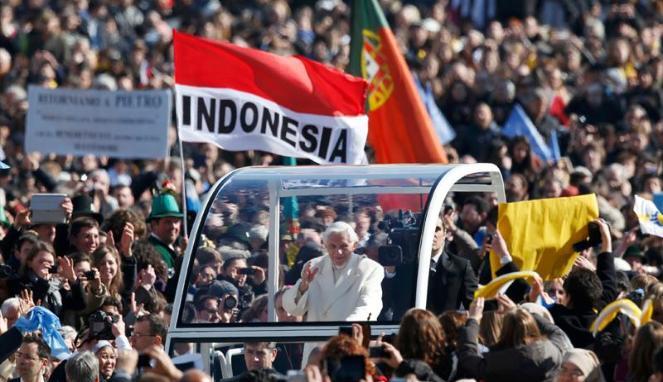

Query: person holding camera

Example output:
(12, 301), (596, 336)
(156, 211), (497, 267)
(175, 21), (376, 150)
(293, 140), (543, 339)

(531, 219), (618, 349)
(14, 241), (86, 317)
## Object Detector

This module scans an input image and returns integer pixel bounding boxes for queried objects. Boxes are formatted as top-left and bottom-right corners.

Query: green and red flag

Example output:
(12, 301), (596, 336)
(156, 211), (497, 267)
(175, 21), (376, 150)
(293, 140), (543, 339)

(349, 0), (447, 164)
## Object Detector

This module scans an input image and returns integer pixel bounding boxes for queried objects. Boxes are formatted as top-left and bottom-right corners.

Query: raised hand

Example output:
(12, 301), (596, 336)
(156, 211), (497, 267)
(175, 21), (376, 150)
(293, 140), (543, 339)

(58, 256), (77, 283)
(119, 223), (135, 257)
(298, 262), (319, 294)
(469, 297), (485, 321)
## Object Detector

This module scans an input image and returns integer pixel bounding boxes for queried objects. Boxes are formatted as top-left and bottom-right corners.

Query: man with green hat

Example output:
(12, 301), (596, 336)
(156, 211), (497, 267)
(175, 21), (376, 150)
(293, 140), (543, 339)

(148, 192), (184, 273)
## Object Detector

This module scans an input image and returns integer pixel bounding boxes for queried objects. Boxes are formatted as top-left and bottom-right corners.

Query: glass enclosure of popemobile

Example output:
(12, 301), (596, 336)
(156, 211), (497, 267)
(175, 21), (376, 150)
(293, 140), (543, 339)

(167, 163), (506, 377)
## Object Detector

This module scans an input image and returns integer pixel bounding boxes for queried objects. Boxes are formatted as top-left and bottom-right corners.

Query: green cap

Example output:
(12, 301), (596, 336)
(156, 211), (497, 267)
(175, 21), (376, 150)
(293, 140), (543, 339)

(148, 193), (183, 221)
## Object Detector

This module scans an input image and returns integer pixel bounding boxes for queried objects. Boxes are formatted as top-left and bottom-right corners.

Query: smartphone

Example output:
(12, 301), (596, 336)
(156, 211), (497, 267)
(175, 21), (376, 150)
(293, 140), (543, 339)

(369, 346), (386, 358)
(137, 354), (152, 368)
(338, 326), (353, 336)
(30, 194), (67, 224)
(238, 268), (257, 276)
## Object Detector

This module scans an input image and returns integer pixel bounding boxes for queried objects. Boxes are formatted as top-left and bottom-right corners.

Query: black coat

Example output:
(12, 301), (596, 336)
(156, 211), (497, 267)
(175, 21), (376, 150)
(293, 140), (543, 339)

(427, 252), (478, 315)
(547, 251), (618, 349)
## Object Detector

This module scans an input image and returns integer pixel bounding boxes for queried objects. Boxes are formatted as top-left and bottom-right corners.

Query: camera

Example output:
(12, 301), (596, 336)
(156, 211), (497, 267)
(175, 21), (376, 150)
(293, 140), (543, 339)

(84, 270), (96, 280)
(338, 326), (353, 336)
(376, 210), (420, 267)
(378, 245), (402, 267)
(222, 295), (238, 310)
(369, 346), (387, 358)
(238, 267), (257, 276)
(0, 264), (15, 280)
(88, 311), (118, 340)
(573, 222), (603, 252)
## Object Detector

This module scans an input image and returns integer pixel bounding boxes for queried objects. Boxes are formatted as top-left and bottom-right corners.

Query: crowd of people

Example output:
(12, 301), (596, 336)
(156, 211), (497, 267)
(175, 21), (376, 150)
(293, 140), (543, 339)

(0, 0), (662, 381)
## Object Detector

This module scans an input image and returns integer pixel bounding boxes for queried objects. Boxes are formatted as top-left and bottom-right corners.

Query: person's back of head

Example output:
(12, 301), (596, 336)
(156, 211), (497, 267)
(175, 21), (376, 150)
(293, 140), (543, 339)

(629, 321), (663, 382)
(497, 308), (542, 349)
(563, 268), (603, 310)
(439, 311), (469, 350)
(651, 346), (663, 382)
(397, 308), (446, 366)
(479, 311), (504, 349)
(65, 351), (99, 382)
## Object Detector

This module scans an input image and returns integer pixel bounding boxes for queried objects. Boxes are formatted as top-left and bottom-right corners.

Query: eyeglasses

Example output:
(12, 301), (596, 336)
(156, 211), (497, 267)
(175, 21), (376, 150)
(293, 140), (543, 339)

(130, 332), (154, 338)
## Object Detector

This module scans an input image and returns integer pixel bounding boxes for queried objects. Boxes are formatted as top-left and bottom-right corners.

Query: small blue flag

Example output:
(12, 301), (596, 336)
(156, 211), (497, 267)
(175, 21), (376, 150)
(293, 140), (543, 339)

(14, 307), (71, 360)
(502, 104), (554, 162)
(414, 76), (456, 145)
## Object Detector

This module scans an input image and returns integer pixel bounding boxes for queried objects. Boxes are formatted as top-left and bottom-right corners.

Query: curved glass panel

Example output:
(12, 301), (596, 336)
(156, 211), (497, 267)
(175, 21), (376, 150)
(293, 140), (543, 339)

(174, 164), (505, 331)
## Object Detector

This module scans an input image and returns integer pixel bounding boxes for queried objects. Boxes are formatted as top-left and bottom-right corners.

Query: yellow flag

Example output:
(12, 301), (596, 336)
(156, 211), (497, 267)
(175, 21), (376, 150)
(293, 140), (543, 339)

(491, 194), (599, 280)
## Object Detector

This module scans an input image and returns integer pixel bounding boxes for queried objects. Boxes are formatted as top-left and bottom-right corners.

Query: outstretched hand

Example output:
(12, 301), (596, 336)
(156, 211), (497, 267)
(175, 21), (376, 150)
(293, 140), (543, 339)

(469, 297), (485, 321)
(299, 262), (319, 294)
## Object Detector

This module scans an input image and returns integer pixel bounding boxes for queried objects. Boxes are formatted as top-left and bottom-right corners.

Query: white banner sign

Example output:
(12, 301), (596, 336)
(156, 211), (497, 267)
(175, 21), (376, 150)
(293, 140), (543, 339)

(26, 86), (171, 159)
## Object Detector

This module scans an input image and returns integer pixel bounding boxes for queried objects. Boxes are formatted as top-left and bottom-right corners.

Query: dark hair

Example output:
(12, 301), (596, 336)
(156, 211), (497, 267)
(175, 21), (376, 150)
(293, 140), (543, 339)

(496, 308), (542, 348)
(71, 252), (91, 266)
(196, 246), (223, 268)
(438, 311), (468, 350)
(396, 309), (446, 367)
(100, 295), (123, 314)
(133, 240), (167, 279)
(22, 332), (51, 360)
(564, 268), (603, 309)
(69, 217), (99, 240)
(462, 196), (489, 215)
(653, 346), (663, 374)
(16, 232), (39, 254)
(629, 322), (663, 382)
(222, 256), (246, 272)
(101, 209), (147, 242)
(136, 314), (167, 340)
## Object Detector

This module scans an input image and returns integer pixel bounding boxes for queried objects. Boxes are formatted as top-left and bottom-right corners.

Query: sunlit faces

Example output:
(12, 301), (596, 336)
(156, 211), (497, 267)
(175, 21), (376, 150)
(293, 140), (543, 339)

(73, 226), (100, 255)
(97, 252), (118, 285)
(30, 250), (55, 279)
(151, 217), (181, 246)
(96, 345), (117, 380)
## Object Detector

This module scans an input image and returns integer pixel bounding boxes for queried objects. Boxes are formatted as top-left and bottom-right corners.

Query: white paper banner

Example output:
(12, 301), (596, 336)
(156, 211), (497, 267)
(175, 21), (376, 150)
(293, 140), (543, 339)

(26, 86), (171, 159)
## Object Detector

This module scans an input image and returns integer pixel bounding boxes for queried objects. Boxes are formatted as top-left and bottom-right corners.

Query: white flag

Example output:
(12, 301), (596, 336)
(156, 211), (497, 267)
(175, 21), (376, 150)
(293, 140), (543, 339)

(634, 195), (663, 238)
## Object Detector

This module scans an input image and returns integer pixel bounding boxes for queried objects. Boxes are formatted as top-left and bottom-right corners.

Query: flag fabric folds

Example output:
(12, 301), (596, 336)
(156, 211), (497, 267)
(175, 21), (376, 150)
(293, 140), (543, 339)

(492, 194), (599, 280)
(502, 103), (559, 162)
(173, 31), (368, 164)
(634, 195), (663, 238)
(348, 0), (447, 164)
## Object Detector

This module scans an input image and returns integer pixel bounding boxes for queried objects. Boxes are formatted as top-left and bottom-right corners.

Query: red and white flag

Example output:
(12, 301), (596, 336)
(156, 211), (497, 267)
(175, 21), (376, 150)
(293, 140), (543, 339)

(173, 31), (368, 164)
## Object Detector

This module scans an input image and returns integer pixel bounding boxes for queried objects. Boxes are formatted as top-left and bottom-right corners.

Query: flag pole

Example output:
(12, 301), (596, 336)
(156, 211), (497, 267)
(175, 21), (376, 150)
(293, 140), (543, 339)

(178, 129), (189, 239)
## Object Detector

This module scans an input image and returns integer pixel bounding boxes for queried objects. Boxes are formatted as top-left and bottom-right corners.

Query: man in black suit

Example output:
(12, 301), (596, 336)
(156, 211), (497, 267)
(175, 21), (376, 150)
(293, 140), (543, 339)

(427, 216), (478, 314)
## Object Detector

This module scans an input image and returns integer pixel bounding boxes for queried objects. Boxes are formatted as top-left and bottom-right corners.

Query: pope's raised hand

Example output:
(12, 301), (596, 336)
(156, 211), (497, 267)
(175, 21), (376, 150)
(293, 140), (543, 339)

(298, 262), (319, 294)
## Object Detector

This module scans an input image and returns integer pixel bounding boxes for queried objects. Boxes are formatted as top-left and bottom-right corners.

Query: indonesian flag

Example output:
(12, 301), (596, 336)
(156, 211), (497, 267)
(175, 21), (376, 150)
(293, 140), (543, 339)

(173, 31), (369, 164)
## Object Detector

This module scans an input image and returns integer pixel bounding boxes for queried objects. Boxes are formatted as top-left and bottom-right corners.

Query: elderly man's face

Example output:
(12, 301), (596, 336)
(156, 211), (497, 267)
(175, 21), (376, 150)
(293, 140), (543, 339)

(325, 232), (356, 267)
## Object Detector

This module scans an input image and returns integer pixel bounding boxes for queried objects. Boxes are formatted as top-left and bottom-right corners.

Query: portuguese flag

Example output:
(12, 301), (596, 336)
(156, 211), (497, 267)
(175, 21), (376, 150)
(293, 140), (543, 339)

(349, 0), (447, 164)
